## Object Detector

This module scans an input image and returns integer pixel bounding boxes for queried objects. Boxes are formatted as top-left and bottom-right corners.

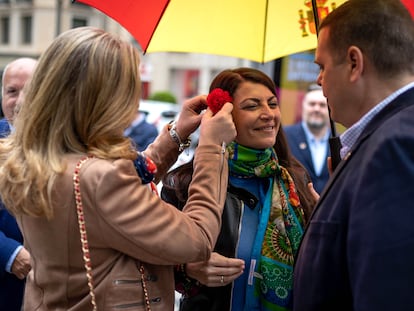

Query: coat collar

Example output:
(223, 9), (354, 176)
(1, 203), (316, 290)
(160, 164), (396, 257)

(315, 87), (414, 209)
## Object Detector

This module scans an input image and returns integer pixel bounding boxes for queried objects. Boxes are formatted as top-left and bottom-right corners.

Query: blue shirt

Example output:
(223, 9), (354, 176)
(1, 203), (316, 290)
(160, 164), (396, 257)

(6, 246), (22, 273)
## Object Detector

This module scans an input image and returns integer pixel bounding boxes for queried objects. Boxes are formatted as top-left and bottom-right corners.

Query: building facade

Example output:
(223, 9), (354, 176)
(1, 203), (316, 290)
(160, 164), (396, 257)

(0, 0), (130, 66)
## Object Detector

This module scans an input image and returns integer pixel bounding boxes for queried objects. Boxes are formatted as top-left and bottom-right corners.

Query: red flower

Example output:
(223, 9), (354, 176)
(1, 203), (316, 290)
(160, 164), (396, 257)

(206, 88), (233, 114)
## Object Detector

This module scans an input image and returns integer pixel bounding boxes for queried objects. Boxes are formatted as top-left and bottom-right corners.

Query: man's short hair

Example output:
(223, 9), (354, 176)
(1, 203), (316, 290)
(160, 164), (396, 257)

(307, 83), (322, 92)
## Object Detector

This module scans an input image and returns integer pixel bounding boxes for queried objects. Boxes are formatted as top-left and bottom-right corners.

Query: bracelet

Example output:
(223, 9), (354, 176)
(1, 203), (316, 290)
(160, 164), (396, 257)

(179, 263), (201, 286)
(168, 121), (191, 152)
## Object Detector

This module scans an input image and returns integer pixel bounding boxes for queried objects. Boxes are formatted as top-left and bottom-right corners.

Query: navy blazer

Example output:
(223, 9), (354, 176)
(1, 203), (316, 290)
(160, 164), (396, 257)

(284, 123), (330, 194)
(293, 87), (414, 311)
(0, 118), (10, 137)
(126, 119), (158, 152)
(0, 118), (25, 310)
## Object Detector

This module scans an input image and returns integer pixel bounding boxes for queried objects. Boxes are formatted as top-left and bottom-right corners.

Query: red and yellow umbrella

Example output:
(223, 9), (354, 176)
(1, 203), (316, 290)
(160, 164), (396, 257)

(74, 0), (348, 63)
(74, 0), (414, 63)
(401, 0), (414, 16)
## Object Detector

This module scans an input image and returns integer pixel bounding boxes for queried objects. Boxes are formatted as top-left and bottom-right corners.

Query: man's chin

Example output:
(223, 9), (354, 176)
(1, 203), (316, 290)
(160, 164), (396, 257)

(307, 121), (326, 130)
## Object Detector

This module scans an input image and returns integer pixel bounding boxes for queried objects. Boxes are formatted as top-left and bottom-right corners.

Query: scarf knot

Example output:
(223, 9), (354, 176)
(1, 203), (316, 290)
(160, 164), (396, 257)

(228, 142), (281, 178)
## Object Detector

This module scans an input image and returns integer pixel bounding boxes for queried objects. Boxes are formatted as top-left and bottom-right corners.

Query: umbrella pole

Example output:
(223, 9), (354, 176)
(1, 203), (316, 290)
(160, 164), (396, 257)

(312, 0), (342, 171)
(328, 108), (342, 171)
(311, 0), (320, 35)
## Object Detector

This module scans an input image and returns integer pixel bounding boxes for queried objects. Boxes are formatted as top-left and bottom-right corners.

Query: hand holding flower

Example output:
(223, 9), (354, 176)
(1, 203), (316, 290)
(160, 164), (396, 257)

(206, 88), (233, 115)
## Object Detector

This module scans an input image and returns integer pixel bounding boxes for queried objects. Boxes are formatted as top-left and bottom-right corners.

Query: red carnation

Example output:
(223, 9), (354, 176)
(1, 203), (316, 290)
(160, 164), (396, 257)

(207, 88), (233, 115)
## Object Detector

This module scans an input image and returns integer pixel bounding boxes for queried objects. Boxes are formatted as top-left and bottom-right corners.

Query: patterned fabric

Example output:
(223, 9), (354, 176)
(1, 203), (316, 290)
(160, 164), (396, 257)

(133, 152), (158, 194)
(227, 143), (305, 311)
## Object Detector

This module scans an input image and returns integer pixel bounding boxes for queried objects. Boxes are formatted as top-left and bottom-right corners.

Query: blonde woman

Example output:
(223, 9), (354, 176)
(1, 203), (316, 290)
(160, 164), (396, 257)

(0, 27), (235, 310)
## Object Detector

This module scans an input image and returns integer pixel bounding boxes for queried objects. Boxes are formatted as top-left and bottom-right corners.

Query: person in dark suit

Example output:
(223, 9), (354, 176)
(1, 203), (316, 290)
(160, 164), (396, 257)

(284, 84), (330, 194)
(293, 1), (414, 310)
(0, 57), (36, 310)
(124, 110), (158, 151)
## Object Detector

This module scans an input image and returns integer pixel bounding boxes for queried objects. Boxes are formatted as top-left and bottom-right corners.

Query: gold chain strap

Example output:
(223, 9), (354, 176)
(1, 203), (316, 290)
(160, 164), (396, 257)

(73, 155), (151, 311)
(139, 264), (152, 311)
(74, 155), (97, 311)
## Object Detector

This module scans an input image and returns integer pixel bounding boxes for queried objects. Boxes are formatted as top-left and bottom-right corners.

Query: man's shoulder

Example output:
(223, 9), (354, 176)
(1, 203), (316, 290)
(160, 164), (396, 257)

(0, 118), (10, 137)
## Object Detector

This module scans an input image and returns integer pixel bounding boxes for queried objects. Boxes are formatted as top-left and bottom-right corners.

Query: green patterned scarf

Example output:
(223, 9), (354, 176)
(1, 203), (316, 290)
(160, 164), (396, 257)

(227, 142), (305, 311)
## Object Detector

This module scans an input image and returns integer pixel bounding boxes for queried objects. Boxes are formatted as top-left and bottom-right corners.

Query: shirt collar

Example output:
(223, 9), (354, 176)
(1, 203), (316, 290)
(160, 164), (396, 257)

(301, 121), (330, 143)
(340, 81), (414, 159)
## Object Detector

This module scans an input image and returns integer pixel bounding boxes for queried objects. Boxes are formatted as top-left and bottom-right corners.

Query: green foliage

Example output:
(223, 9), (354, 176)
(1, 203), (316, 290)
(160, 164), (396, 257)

(148, 91), (177, 104)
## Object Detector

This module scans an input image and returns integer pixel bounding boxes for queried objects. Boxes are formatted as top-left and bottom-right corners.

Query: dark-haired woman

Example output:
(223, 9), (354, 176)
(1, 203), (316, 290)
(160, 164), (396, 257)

(162, 67), (317, 311)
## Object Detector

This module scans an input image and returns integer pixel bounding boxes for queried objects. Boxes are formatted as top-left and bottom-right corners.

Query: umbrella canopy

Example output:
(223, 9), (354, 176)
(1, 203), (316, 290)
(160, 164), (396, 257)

(74, 0), (347, 63)
(402, 0), (414, 16)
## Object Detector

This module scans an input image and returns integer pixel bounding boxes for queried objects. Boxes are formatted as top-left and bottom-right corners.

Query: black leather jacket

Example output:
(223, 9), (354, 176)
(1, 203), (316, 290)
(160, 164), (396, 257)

(173, 184), (258, 311)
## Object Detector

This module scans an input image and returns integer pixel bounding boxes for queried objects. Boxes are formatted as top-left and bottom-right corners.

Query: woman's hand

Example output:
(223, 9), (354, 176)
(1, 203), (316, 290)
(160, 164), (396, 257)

(174, 96), (236, 147)
(307, 182), (320, 201)
(174, 95), (208, 140)
(198, 102), (236, 146)
(185, 252), (244, 287)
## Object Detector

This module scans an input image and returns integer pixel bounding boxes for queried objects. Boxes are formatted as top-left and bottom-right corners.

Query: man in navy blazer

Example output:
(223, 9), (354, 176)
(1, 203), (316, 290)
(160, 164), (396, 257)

(0, 57), (36, 310)
(293, 1), (414, 310)
(284, 84), (330, 194)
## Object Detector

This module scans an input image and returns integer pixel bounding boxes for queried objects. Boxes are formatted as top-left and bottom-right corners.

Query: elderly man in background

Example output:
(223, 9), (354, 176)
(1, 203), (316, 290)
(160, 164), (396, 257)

(0, 57), (37, 310)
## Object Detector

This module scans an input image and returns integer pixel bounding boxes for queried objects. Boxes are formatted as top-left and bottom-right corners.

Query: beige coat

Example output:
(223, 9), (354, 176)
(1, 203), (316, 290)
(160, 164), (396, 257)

(17, 128), (228, 310)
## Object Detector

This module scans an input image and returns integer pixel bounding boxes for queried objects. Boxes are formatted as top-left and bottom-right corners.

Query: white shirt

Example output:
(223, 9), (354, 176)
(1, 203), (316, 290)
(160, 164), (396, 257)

(302, 121), (330, 176)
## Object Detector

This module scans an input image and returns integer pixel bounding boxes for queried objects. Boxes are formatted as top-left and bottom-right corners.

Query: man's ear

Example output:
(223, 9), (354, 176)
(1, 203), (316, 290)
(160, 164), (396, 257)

(347, 46), (364, 82)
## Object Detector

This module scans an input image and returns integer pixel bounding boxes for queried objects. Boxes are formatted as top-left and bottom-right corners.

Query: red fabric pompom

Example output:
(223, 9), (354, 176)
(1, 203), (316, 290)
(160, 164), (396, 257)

(206, 88), (233, 115)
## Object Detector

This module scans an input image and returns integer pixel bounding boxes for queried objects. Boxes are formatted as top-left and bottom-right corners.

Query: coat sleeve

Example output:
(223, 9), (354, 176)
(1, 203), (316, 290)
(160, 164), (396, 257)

(0, 209), (22, 275)
(144, 124), (181, 183)
(80, 142), (228, 266)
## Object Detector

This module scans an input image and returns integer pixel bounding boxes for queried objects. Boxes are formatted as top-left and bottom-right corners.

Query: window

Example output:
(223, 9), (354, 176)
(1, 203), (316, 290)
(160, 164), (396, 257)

(72, 17), (87, 28)
(72, 2), (91, 8)
(21, 15), (32, 44)
(1, 16), (9, 44)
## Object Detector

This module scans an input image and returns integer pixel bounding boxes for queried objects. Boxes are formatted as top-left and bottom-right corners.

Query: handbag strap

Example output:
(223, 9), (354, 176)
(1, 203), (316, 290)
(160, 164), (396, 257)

(74, 155), (97, 311)
(73, 155), (152, 311)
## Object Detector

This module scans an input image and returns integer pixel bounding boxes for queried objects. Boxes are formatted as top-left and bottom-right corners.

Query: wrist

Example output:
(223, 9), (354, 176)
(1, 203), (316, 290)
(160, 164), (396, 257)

(168, 121), (191, 152)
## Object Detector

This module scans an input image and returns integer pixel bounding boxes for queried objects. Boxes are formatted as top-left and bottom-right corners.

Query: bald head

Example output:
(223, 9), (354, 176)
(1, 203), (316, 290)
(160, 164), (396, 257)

(2, 57), (37, 122)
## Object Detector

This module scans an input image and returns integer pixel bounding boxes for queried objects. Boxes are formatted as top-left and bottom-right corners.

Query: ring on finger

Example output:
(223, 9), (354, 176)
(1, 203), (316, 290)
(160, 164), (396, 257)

(220, 275), (224, 284)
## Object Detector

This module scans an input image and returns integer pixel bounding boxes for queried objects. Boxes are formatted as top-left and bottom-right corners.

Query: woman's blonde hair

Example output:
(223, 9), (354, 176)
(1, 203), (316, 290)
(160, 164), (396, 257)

(0, 27), (142, 219)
